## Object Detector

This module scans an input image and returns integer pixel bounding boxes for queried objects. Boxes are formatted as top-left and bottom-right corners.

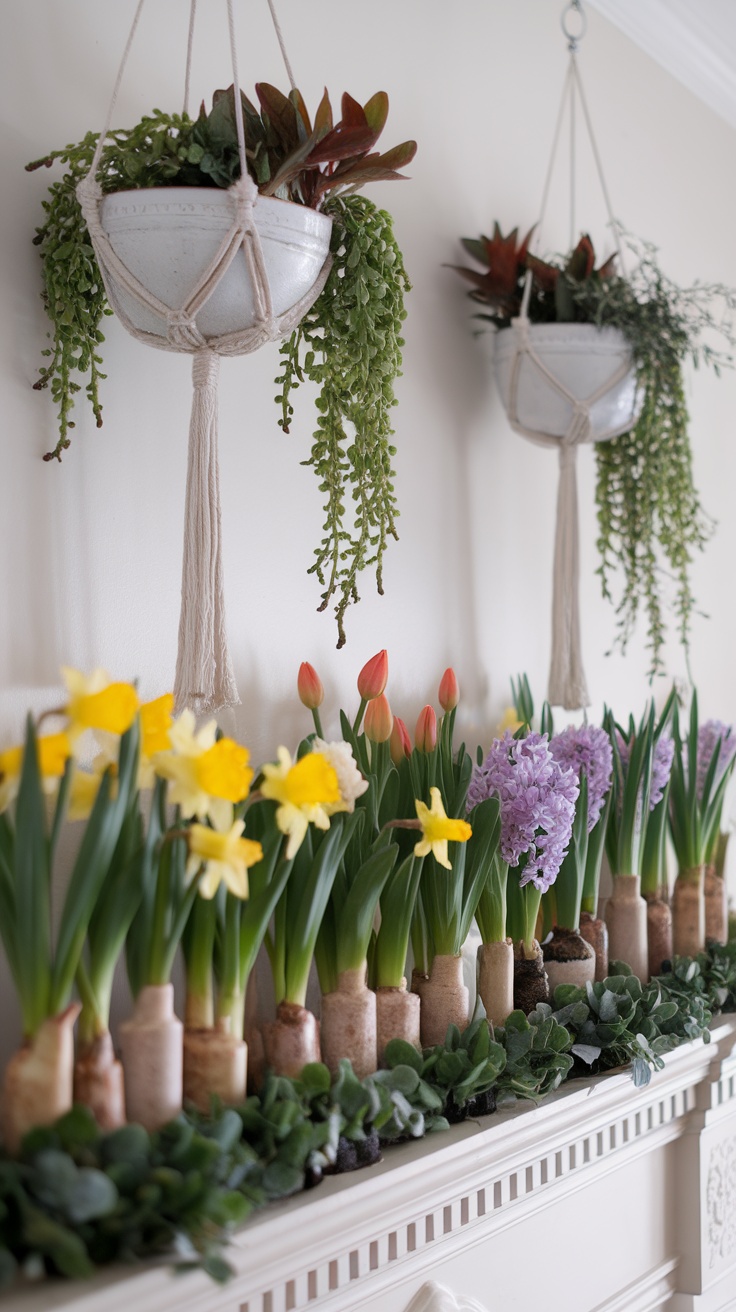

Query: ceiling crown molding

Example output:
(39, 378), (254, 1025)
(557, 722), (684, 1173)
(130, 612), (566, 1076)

(587, 0), (736, 130)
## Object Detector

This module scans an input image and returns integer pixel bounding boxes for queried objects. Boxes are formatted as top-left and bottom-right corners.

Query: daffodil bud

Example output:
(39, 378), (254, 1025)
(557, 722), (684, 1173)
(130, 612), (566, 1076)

(297, 661), (324, 710)
(415, 705), (437, 753)
(390, 715), (412, 765)
(364, 693), (393, 743)
(438, 668), (459, 712)
(357, 649), (389, 700)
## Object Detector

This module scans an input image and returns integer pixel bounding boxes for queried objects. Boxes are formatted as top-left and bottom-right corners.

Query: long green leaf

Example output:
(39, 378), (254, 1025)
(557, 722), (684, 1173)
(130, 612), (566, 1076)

(51, 718), (140, 1011)
(336, 842), (397, 974)
(15, 717), (51, 1033)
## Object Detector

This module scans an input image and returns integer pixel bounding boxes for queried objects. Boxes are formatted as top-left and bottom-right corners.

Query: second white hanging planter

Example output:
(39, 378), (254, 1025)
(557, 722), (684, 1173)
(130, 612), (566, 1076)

(494, 322), (639, 444)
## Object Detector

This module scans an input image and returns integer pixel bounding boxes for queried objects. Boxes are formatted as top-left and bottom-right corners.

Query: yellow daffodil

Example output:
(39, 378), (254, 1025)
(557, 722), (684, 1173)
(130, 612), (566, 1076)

(497, 706), (522, 736)
(0, 732), (71, 812)
(62, 667), (139, 741)
(260, 747), (341, 858)
(186, 817), (263, 899)
(414, 787), (472, 870)
(141, 693), (175, 758)
(95, 691), (175, 790)
(154, 708), (253, 829)
(312, 737), (368, 814)
(67, 765), (115, 822)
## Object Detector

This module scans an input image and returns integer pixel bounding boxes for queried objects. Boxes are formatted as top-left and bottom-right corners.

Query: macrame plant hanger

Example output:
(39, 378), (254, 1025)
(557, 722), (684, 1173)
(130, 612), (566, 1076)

(506, 0), (629, 711)
(77, 0), (332, 713)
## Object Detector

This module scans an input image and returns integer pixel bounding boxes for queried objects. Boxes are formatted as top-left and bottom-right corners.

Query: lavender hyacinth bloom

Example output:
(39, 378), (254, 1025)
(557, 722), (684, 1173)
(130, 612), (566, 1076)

(696, 720), (736, 800)
(549, 725), (613, 832)
(468, 731), (578, 892)
(616, 731), (674, 811)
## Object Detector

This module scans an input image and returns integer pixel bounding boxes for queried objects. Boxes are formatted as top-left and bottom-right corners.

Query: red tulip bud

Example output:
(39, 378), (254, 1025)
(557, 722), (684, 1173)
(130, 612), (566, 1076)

(297, 662), (324, 710)
(390, 715), (412, 765)
(357, 649), (389, 701)
(364, 693), (394, 744)
(438, 668), (459, 712)
(415, 705), (437, 753)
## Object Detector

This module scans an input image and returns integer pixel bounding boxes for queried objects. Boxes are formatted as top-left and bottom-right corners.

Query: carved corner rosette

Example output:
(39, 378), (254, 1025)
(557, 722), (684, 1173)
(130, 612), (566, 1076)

(707, 1133), (736, 1269)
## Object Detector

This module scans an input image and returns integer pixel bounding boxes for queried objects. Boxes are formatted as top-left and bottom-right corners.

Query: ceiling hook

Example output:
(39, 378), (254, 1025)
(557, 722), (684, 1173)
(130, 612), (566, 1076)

(561, 0), (587, 52)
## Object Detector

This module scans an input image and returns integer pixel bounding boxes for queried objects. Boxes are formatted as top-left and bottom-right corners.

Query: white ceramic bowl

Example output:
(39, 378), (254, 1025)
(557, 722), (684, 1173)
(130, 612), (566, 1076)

(99, 187), (332, 345)
(494, 322), (642, 444)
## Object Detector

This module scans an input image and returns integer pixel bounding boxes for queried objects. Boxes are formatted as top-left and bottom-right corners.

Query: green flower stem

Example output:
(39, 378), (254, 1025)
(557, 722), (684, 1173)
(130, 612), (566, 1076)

(183, 895), (217, 1024)
(581, 799), (611, 916)
(641, 791), (670, 897)
(352, 698), (368, 737)
(541, 886), (556, 940)
(522, 885), (543, 955)
(76, 960), (108, 1047)
(475, 858), (508, 944)
(373, 855), (423, 988)
(553, 854), (583, 931)
(506, 869), (526, 946)
(311, 707), (324, 739)
(148, 844), (173, 987)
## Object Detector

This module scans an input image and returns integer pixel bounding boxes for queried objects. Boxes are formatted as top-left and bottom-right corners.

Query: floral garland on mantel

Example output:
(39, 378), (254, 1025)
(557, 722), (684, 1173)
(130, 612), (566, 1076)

(1, 656), (735, 1288)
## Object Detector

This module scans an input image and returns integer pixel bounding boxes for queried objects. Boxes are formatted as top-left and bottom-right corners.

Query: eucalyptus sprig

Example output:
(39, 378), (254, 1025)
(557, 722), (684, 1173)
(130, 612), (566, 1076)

(276, 193), (409, 645)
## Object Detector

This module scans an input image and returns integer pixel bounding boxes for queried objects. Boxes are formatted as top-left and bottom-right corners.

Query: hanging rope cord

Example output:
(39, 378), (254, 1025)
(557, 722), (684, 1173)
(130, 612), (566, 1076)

(503, 3), (636, 710)
(77, 0), (332, 713)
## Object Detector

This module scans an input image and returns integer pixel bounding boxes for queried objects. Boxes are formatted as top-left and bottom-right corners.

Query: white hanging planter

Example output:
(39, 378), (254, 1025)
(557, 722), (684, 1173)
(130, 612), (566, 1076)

(99, 188), (333, 347)
(491, 317), (643, 711)
(493, 322), (641, 446)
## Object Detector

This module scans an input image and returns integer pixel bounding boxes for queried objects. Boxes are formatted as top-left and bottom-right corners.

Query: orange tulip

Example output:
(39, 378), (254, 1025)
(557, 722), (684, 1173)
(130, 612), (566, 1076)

(415, 705), (437, 753)
(357, 649), (389, 700)
(364, 693), (394, 744)
(438, 668), (459, 712)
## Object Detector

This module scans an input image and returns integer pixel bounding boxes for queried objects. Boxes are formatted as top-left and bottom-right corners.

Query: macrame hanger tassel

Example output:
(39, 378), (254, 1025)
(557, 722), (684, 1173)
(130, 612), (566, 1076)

(174, 348), (239, 713)
(548, 417), (590, 711)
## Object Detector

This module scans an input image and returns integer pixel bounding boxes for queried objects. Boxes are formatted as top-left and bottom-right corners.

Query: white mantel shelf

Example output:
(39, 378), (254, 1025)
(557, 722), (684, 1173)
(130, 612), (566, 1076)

(11, 1020), (736, 1312)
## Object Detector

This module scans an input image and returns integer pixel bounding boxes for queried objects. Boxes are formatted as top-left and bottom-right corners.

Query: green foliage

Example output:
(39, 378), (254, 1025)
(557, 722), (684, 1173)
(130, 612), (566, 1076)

(28, 91), (414, 646)
(551, 966), (713, 1088)
(2, 954), (733, 1291)
(495, 1007), (574, 1101)
(452, 223), (736, 674)
(0, 1107), (252, 1286)
(0, 717), (139, 1035)
(276, 193), (410, 646)
(407, 1018), (507, 1113)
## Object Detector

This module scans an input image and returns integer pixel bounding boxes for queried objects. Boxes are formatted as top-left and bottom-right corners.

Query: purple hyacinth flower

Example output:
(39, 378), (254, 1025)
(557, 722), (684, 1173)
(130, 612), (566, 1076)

(468, 731), (578, 893)
(549, 724), (613, 832)
(616, 730), (674, 811)
(696, 720), (736, 800)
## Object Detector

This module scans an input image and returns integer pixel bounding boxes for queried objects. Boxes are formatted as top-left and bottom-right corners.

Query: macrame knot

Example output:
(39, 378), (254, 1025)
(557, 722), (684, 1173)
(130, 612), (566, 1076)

(76, 176), (104, 234)
(192, 347), (220, 388)
(565, 402), (591, 448)
(230, 174), (258, 231)
(167, 309), (207, 351)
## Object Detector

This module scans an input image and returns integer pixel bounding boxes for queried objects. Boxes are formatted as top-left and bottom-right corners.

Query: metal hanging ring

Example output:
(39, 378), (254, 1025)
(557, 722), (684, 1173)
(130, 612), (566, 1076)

(561, 0), (586, 51)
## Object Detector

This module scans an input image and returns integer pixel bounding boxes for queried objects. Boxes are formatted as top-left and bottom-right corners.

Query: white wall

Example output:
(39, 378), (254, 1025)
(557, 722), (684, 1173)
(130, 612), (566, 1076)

(2, 1), (736, 1054)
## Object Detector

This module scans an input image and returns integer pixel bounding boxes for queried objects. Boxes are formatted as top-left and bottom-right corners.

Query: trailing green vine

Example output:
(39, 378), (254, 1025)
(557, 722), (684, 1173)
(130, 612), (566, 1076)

(276, 194), (409, 646)
(571, 237), (733, 672)
(27, 111), (198, 461)
(451, 226), (736, 676)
